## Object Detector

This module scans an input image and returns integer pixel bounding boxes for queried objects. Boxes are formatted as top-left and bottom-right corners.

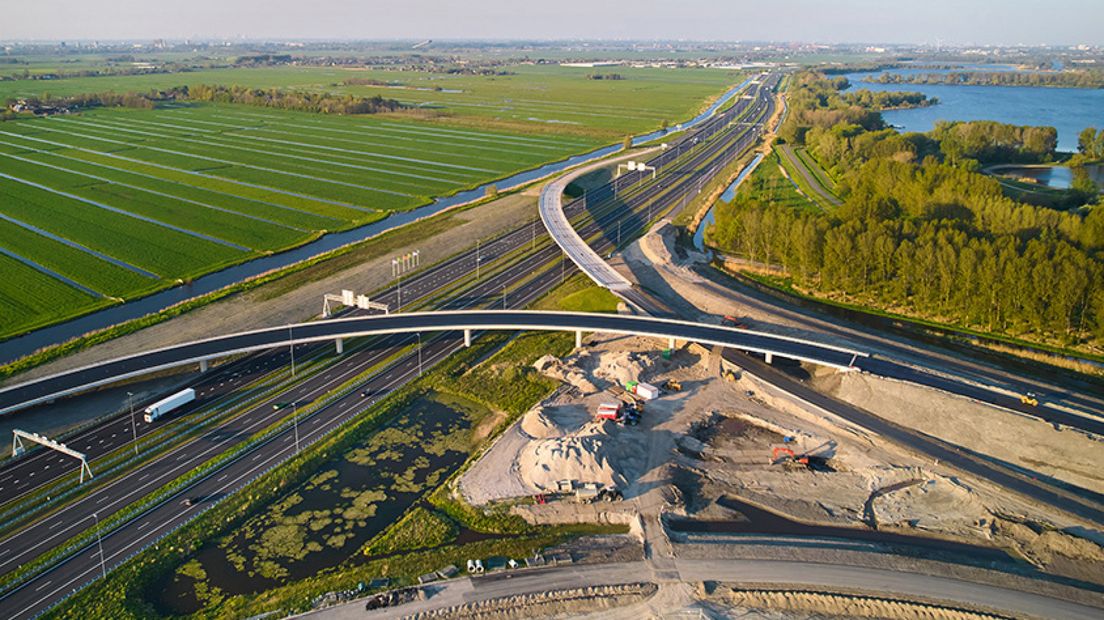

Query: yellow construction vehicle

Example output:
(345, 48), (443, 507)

(664, 379), (682, 392)
(1020, 392), (1039, 407)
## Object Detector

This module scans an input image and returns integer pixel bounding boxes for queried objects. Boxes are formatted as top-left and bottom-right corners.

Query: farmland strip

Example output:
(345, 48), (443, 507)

(0, 246), (103, 298)
(0, 212), (157, 279)
(0, 172), (251, 252)
(46, 118), (420, 198)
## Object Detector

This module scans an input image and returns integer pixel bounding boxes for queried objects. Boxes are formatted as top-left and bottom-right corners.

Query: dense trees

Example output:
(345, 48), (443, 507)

(1078, 127), (1104, 161)
(711, 71), (1104, 348)
(931, 120), (1057, 164)
(870, 70), (1104, 89)
(842, 89), (935, 110)
(186, 84), (404, 114)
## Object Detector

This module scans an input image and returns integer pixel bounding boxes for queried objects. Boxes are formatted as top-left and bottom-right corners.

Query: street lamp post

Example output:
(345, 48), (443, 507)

(292, 401), (300, 455)
(91, 512), (106, 579)
(476, 239), (481, 280)
(127, 391), (138, 456)
(288, 326), (296, 378)
(502, 284), (507, 310)
(416, 333), (423, 377)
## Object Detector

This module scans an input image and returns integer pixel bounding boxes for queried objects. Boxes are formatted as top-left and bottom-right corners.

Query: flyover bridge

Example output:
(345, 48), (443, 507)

(0, 310), (866, 415)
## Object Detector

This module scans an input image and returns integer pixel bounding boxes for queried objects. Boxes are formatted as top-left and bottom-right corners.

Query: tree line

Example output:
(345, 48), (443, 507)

(869, 70), (1104, 89)
(186, 84), (404, 114)
(842, 89), (936, 110)
(712, 71), (1104, 348)
(5, 85), (406, 117)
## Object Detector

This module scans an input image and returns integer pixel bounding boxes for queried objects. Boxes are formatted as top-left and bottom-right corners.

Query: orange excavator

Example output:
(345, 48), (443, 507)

(771, 446), (808, 465)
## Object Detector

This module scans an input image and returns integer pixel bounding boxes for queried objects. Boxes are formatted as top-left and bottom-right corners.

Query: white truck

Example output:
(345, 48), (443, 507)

(143, 388), (195, 423)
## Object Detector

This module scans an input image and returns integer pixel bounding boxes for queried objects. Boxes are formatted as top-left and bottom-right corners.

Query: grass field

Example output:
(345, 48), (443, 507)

(0, 64), (741, 139)
(0, 102), (599, 339)
(730, 151), (823, 213)
(0, 63), (741, 340)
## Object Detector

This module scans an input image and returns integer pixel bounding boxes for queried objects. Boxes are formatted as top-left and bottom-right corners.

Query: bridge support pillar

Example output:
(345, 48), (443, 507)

(199, 359), (208, 373)
(335, 338), (344, 354)
(764, 352), (773, 365)
(464, 329), (471, 348)
(575, 330), (583, 349)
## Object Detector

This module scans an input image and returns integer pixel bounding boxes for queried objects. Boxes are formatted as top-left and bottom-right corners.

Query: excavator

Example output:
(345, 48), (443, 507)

(771, 446), (809, 466)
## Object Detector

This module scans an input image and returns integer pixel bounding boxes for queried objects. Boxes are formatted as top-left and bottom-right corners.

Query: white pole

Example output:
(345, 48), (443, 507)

(289, 326), (296, 378)
(292, 401), (300, 455)
(92, 512), (106, 579)
(127, 391), (138, 456)
(416, 333), (423, 377)
(476, 239), (480, 280)
(397, 273), (402, 311)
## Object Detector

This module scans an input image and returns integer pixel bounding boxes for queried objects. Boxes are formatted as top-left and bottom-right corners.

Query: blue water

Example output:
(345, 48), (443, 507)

(840, 69), (1104, 152)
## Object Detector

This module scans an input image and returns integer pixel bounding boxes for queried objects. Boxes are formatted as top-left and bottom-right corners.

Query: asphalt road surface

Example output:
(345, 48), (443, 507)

(310, 559), (1104, 620)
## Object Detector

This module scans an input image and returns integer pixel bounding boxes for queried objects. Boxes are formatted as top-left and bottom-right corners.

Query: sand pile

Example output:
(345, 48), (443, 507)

(520, 404), (589, 439)
(533, 355), (597, 394)
(519, 422), (647, 492)
(579, 349), (652, 388)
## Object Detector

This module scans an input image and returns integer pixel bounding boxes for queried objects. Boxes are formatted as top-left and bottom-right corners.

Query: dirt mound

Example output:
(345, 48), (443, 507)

(586, 349), (653, 388)
(533, 355), (597, 394)
(873, 476), (991, 536)
(520, 404), (588, 439)
(518, 422), (646, 491)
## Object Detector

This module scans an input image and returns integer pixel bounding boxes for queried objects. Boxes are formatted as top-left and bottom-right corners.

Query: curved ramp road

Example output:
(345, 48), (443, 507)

(0, 310), (867, 414)
(539, 150), (646, 292)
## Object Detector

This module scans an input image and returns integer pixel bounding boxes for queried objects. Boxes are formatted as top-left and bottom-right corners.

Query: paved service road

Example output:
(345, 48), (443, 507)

(307, 559), (1104, 620)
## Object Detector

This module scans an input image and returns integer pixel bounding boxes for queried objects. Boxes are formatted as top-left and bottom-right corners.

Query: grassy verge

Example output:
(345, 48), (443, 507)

(775, 146), (837, 211)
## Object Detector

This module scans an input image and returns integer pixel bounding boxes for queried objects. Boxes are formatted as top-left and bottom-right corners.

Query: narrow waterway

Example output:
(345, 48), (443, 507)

(0, 78), (756, 366)
(692, 152), (764, 252)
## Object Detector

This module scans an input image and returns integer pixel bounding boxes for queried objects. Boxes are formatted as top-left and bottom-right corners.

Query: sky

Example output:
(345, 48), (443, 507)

(2, 0), (1101, 46)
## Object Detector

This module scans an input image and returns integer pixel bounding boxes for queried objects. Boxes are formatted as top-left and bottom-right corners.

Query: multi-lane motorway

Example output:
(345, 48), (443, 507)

(0, 76), (780, 618)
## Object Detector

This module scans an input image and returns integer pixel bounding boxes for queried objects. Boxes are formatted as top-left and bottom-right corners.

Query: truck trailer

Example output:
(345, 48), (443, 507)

(143, 388), (196, 423)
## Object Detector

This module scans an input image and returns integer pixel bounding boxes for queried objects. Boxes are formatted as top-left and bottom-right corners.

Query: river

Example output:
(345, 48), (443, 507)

(839, 66), (1104, 152)
(0, 77), (756, 366)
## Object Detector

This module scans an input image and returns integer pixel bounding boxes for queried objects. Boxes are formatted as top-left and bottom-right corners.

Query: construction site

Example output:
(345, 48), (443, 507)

(446, 318), (1104, 617)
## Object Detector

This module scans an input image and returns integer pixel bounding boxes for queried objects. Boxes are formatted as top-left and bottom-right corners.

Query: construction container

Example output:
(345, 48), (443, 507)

(596, 403), (621, 420)
(633, 382), (659, 400)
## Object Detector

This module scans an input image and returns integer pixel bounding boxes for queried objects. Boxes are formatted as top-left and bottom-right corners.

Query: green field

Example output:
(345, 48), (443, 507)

(0, 102), (599, 338)
(0, 64), (740, 139)
(0, 63), (741, 340)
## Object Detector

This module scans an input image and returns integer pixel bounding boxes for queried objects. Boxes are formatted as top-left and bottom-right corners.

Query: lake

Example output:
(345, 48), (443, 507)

(839, 68), (1104, 152)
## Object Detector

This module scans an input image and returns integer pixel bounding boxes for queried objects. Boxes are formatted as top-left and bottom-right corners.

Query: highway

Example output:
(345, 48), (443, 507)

(0, 76), (783, 617)
(3, 67), (1101, 618)
(0, 310), (868, 415)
